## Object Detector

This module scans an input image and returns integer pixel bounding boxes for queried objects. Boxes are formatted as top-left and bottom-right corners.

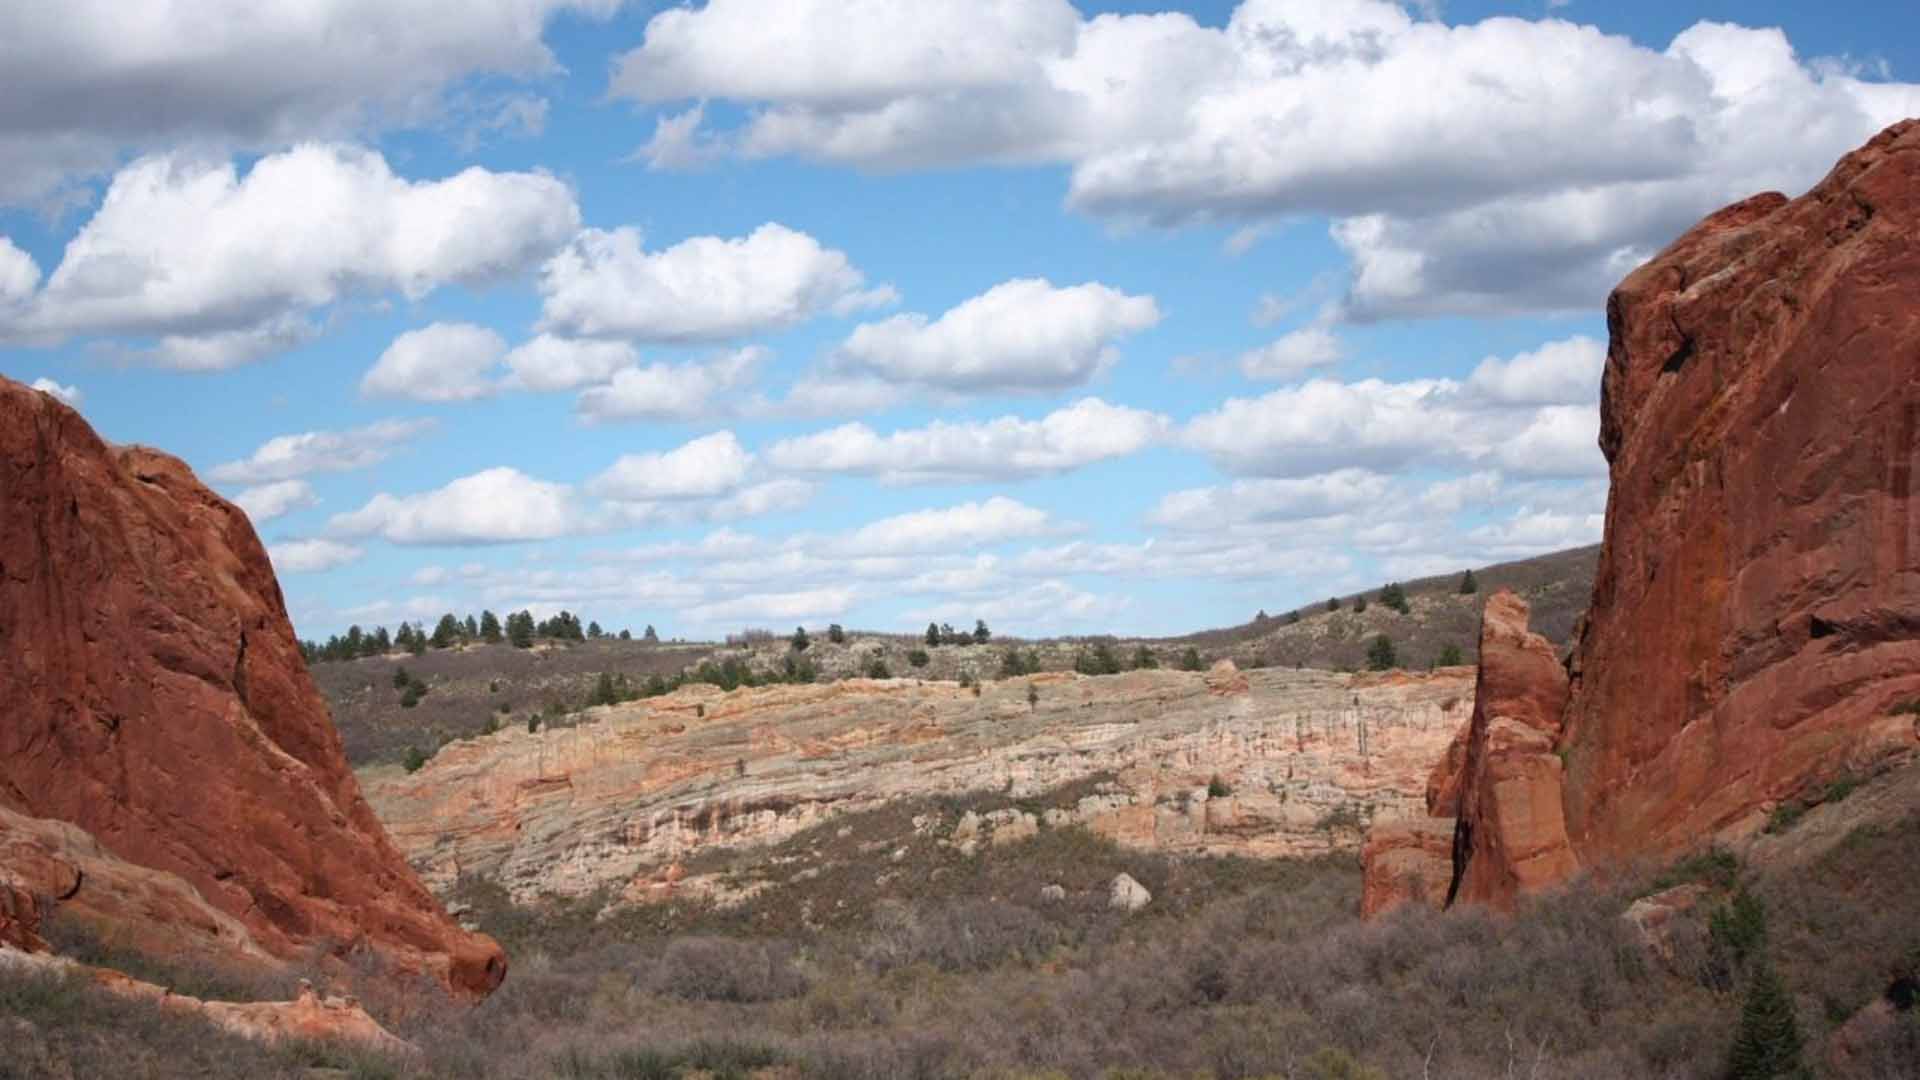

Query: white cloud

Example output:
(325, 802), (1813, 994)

(0, 0), (620, 206)
(503, 335), (640, 393)
(17, 145), (577, 366)
(361, 322), (507, 401)
(538, 223), (893, 342)
(766, 397), (1166, 483)
(686, 587), (856, 626)
(574, 346), (764, 422)
(589, 431), (756, 502)
(904, 580), (1126, 633)
(843, 496), (1060, 556)
(1464, 335), (1605, 406)
(1418, 470), (1506, 513)
(829, 278), (1160, 394)
(1467, 506), (1606, 559)
(210, 418), (436, 484)
(28, 377), (81, 406)
(268, 538), (363, 574)
(1238, 325), (1342, 380)
(1148, 469), (1392, 528)
(611, 3), (1920, 319)
(707, 479), (816, 521)
(232, 479), (318, 523)
(329, 467), (586, 545)
(0, 238), (41, 306)
(1492, 404), (1606, 476)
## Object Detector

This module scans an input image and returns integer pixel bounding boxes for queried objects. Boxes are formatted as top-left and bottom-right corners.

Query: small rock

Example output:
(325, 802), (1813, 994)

(890, 846), (909, 863)
(952, 811), (982, 841)
(1039, 884), (1066, 903)
(1108, 873), (1151, 913)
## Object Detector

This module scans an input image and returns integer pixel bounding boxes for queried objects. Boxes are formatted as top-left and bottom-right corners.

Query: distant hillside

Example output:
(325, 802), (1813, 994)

(1174, 544), (1600, 672)
(320, 545), (1599, 766)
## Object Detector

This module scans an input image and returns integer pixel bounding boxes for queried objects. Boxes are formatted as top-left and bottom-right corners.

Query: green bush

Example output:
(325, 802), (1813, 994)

(1179, 647), (1203, 671)
(907, 648), (930, 668)
(402, 746), (429, 773)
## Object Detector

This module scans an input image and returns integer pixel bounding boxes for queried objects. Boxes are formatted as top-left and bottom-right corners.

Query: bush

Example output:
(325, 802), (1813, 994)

(653, 937), (807, 1003)
(1132, 646), (1158, 670)
(1366, 635), (1398, 671)
(1208, 775), (1232, 799)
(1179, 647), (1203, 671)
(402, 746), (429, 773)
(1435, 643), (1465, 667)
(865, 657), (891, 679)
(1378, 582), (1410, 615)
(827, 623), (846, 644)
(907, 648), (930, 668)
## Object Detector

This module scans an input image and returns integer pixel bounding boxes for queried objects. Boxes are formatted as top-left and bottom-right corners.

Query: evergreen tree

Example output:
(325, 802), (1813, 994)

(926, 622), (941, 647)
(463, 615), (478, 639)
(791, 626), (810, 651)
(1379, 583), (1410, 615)
(1000, 648), (1030, 678)
(372, 626), (392, 653)
(973, 619), (991, 644)
(1132, 645), (1158, 670)
(1437, 643), (1465, 667)
(1327, 597), (1341, 612)
(392, 666), (412, 690)
(1459, 568), (1479, 594)
(1366, 634), (1398, 671)
(479, 610), (502, 644)
(644, 624), (659, 643)
(588, 621), (604, 639)
(431, 614), (460, 649)
(1354, 594), (1369, 613)
(507, 610), (535, 649)
(827, 624), (846, 645)
(591, 672), (617, 707)
(907, 648), (930, 668)
(619, 629), (631, 641)
(1180, 646), (1204, 671)
(407, 624), (426, 656)
(1288, 609), (1303, 624)
(1725, 954), (1811, 1080)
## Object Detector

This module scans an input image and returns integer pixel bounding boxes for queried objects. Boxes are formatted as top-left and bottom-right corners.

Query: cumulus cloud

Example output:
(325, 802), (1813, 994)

(503, 335), (641, 393)
(1183, 336), (1607, 478)
(0, 238), (41, 307)
(232, 479), (318, 523)
(538, 223), (893, 342)
(268, 538), (364, 573)
(210, 418), (437, 484)
(1148, 469), (1392, 529)
(589, 431), (756, 502)
(329, 467), (586, 545)
(361, 322), (508, 401)
(11, 145), (575, 366)
(843, 496), (1061, 556)
(574, 346), (764, 422)
(827, 279), (1160, 394)
(904, 580), (1126, 632)
(686, 587), (857, 626)
(28, 377), (81, 406)
(766, 397), (1167, 484)
(612, 2), (1920, 318)
(0, 0), (619, 206)
(1237, 325), (1342, 381)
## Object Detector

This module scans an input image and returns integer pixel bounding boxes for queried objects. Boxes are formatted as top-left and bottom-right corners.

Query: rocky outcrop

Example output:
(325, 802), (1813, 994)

(1561, 121), (1920, 863)
(0, 947), (414, 1055)
(365, 667), (1471, 904)
(1447, 593), (1579, 909)
(1426, 123), (1920, 912)
(1359, 816), (1455, 918)
(1108, 873), (1151, 913)
(0, 378), (503, 998)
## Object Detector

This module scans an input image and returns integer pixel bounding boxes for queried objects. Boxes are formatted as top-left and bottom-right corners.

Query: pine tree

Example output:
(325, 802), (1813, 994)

(1366, 634), (1398, 671)
(591, 672), (617, 707)
(791, 626), (810, 651)
(827, 624), (846, 645)
(644, 625), (659, 643)
(431, 614), (460, 649)
(1379, 582), (1410, 615)
(1437, 643), (1465, 667)
(508, 610), (535, 649)
(479, 610), (502, 643)
(973, 619), (991, 644)
(926, 622), (941, 647)
(588, 621), (603, 639)
(1132, 645), (1158, 670)
(1725, 954), (1811, 1080)
(463, 615), (478, 639)
(1327, 597), (1340, 612)
(1459, 568), (1479, 594)
(1180, 646), (1203, 671)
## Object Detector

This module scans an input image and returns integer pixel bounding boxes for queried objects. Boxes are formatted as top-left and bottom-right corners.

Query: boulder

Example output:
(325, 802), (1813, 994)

(1039, 884), (1066, 903)
(1108, 873), (1151, 913)
(1205, 659), (1250, 696)
(1447, 592), (1579, 909)
(0, 378), (503, 998)
(1562, 119), (1920, 863)
(1360, 816), (1455, 918)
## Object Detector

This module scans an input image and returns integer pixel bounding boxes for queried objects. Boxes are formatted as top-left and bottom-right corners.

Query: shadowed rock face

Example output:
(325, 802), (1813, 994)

(0, 377), (504, 999)
(1563, 119), (1920, 860)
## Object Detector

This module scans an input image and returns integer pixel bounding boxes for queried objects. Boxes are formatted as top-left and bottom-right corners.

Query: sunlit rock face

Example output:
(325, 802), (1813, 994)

(365, 666), (1473, 904)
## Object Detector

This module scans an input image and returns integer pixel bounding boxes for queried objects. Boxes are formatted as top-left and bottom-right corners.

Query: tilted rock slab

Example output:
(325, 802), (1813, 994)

(1563, 120), (1920, 863)
(0, 377), (503, 998)
(365, 667), (1471, 904)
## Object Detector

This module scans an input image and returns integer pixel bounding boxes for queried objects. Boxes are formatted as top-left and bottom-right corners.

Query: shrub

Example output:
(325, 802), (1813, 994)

(392, 666), (411, 690)
(1459, 568), (1478, 594)
(1436, 643), (1465, 667)
(402, 746), (429, 773)
(1208, 775), (1232, 799)
(1366, 635), (1398, 671)
(791, 626), (810, 652)
(907, 648), (930, 668)
(865, 657), (891, 679)
(1028, 683), (1040, 709)
(1379, 582), (1410, 615)
(652, 937), (808, 1003)
(1132, 646), (1158, 670)
(828, 623), (846, 644)
(1000, 648), (1032, 677)
(1179, 647), (1203, 671)
(399, 682), (425, 709)
(1725, 953), (1810, 1079)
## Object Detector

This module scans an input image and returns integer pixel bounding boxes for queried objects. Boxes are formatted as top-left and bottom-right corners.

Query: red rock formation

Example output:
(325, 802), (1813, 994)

(1447, 592), (1579, 909)
(1562, 119), (1920, 862)
(1424, 721), (1470, 816)
(0, 377), (504, 998)
(1359, 816), (1455, 918)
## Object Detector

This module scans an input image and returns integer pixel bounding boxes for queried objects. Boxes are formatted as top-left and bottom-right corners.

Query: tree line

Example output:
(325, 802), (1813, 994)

(300, 609), (663, 664)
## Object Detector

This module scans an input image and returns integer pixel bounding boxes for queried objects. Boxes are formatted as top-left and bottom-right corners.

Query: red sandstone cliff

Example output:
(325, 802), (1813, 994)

(1414, 120), (1920, 911)
(0, 377), (504, 998)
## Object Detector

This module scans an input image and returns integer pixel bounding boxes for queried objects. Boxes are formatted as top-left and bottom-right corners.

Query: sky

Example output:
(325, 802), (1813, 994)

(2, 1), (1916, 642)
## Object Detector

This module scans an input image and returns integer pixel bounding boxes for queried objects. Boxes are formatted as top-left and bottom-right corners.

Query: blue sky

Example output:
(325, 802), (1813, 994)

(2, 0), (1916, 641)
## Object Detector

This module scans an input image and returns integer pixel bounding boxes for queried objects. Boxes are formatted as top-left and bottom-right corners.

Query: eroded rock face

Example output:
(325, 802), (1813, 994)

(1563, 120), (1920, 861)
(1359, 816), (1455, 918)
(365, 667), (1472, 904)
(1447, 592), (1579, 910)
(0, 378), (503, 998)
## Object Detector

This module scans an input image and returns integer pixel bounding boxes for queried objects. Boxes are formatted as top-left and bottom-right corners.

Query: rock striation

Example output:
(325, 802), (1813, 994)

(365, 667), (1472, 905)
(0, 377), (503, 998)
(1370, 121), (1920, 915)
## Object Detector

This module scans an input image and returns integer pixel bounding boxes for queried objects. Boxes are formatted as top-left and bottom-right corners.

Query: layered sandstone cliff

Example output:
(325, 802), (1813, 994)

(364, 665), (1471, 905)
(0, 377), (503, 998)
(1376, 121), (1920, 914)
